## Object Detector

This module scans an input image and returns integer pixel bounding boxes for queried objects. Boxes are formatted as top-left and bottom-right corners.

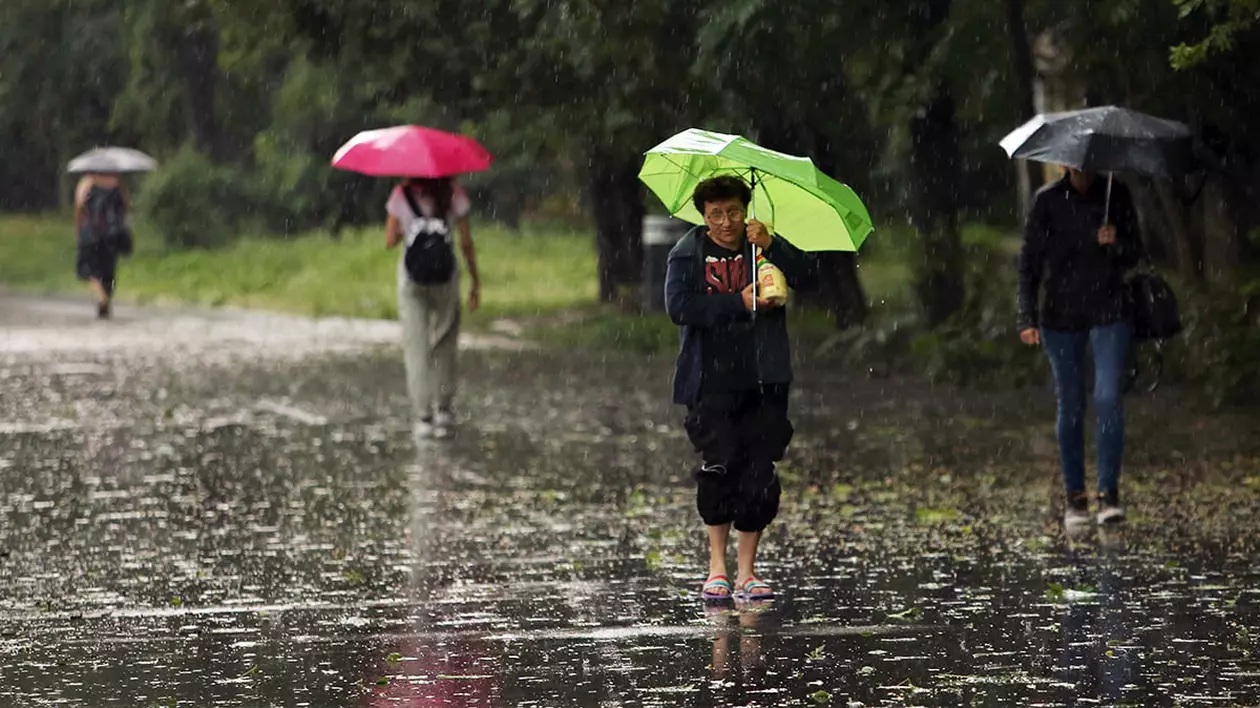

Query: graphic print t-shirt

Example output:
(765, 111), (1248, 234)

(700, 236), (757, 394)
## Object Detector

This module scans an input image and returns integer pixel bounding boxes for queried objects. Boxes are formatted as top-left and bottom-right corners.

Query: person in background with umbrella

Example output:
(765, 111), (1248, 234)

(1018, 166), (1142, 527)
(1004, 106), (1189, 530)
(333, 125), (490, 442)
(665, 175), (819, 602)
(74, 171), (131, 319)
(67, 147), (153, 319)
(384, 176), (480, 440)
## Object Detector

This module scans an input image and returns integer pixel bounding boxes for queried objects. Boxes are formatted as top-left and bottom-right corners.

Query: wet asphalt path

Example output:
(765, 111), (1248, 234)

(2, 293), (1260, 707)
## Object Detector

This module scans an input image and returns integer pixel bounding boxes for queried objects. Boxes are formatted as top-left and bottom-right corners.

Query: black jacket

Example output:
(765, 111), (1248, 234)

(1017, 175), (1142, 332)
(665, 226), (819, 405)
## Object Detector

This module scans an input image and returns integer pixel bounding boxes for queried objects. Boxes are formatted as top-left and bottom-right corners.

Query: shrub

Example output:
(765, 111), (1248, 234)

(251, 131), (336, 234)
(1167, 275), (1260, 407)
(137, 146), (258, 249)
(908, 242), (1044, 388)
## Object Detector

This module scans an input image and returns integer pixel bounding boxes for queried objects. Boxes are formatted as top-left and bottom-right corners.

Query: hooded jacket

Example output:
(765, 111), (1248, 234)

(664, 225), (819, 405)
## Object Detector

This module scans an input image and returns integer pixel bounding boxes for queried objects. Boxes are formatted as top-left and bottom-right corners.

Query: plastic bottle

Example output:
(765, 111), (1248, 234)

(755, 250), (788, 305)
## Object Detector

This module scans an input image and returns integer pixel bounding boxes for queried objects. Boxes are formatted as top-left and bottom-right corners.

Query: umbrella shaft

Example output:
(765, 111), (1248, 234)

(749, 169), (757, 315)
(1104, 172), (1113, 225)
(750, 240), (757, 317)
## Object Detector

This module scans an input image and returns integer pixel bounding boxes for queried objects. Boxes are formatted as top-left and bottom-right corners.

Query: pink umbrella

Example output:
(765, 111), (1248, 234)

(332, 125), (493, 178)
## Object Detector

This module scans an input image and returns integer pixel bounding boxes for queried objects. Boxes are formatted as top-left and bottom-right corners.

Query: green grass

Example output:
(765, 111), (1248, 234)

(0, 215), (85, 293)
(0, 213), (928, 352)
(0, 214), (597, 327)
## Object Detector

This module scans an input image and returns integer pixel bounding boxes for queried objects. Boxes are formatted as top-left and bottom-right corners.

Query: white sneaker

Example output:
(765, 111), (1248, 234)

(1064, 507), (1092, 529)
(413, 417), (435, 441)
(1096, 489), (1126, 525)
(433, 408), (456, 440)
(1097, 505), (1126, 525)
(1063, 493), (1091, 529)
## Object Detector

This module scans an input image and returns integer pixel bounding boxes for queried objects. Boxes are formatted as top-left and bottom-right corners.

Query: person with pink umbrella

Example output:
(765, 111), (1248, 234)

(333, 125), (492, 440)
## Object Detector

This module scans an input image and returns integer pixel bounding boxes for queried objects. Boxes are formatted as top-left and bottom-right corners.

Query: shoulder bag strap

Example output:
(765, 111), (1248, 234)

(400, 185), (424, 220)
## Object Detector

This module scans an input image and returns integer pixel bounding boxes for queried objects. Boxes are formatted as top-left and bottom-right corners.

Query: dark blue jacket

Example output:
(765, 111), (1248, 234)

(664, 226), (820, 405)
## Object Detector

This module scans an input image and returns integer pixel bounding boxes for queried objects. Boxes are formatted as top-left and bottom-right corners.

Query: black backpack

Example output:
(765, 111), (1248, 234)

(84, 186), (133, 255)
(400, 186), (456, 284)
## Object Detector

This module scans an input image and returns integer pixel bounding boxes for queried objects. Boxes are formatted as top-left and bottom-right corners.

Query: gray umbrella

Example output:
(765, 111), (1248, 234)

(66, 146), (158, 175)
(1001, 105), (1195, 221)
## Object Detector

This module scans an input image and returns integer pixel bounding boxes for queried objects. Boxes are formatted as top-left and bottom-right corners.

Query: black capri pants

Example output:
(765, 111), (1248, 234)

(76, 243), (119, 295)
(683, 384), (794, 532)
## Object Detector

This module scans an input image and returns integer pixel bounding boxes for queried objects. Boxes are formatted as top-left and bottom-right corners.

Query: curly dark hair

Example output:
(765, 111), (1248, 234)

(691, 175), (751, 215)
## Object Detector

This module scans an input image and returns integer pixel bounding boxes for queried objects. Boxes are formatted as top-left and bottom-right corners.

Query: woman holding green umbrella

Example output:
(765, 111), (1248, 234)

(643, 128), (873, 602)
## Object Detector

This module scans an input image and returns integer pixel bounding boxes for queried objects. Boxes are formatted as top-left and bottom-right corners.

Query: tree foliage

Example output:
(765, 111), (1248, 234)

(1, 0), (1258, 318)
(1171, 0), (1260, 68)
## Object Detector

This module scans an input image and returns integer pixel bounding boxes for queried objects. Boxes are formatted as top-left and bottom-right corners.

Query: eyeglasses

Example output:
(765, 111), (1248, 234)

(704, 208), (746, 224)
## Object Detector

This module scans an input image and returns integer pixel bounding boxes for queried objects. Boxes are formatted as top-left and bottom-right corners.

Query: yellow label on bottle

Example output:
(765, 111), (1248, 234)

(757, 260), (788, 304)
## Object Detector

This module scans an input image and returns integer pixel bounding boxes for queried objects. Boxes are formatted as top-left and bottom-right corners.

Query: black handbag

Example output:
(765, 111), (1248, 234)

(1127, 269), (1183, 341)
(1123, 261), (1182, 394)
(109, 225), (134, 256)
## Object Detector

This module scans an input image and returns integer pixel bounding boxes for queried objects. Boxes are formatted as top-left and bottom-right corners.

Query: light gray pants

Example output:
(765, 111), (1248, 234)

(398, 258), (460, 420)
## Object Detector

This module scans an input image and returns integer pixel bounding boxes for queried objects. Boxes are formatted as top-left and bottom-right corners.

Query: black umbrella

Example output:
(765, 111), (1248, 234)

(1000, 105), (1195, 221)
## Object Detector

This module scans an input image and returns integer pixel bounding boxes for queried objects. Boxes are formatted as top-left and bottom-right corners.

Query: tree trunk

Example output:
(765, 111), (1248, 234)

(906, 0), (964, 327)
(1240, 168), (1260, 264)
(807, 125), (870, 329)
(614, 160), (645, 289)
(1196, 174), (1244, 284)
(1153, 180), (1206, 289)
(589, 154), (645, 303)
(179, 21), (222, 160)
(816, 253), (869, 328)
(1004, 0), (1043, 218)
(910, 83), (965, 327)
(757, 118), (869, 328)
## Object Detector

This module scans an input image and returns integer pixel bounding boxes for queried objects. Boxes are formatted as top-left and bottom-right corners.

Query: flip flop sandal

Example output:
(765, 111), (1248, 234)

(735, 576), (775, 601)
(702, 575), (734, 601)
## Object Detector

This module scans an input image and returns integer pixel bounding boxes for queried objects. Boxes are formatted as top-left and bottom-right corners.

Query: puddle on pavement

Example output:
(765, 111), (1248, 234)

(1, 348), (1259, 705)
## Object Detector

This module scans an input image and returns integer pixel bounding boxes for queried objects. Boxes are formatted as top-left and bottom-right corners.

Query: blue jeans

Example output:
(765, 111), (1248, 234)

(1041, 322), (1131, 497)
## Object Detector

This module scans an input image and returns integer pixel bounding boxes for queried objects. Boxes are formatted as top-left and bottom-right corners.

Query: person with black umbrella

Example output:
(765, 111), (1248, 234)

(1004, 106), (1193, 529)
(1018, 167), (1142, 527)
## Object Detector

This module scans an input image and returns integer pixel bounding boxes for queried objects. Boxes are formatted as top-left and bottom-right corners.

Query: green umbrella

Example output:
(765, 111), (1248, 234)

(638, 128), (873, 251)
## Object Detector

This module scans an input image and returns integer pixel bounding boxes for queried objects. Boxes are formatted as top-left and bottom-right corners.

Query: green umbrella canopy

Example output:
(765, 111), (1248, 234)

(638, 128), (874, 252)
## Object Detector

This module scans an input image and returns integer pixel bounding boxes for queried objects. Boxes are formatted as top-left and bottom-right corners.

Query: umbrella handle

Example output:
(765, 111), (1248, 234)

(1103, 172), (1113, 225)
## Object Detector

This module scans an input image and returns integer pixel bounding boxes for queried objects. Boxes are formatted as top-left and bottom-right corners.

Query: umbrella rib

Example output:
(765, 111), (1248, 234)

(651, 153), (751, 181)
(649, 154), (755, 203)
